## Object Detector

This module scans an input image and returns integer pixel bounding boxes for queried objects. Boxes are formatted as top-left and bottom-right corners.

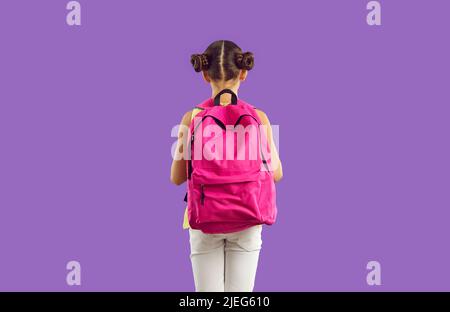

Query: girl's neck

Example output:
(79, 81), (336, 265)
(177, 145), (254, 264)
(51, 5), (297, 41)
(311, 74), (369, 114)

(210, 82), (240, 105)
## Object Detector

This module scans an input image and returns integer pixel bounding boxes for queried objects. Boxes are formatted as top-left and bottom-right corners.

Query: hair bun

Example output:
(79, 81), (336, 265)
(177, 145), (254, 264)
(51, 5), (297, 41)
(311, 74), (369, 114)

(190, 54), (209, 72)
(235, 51), (254, 70)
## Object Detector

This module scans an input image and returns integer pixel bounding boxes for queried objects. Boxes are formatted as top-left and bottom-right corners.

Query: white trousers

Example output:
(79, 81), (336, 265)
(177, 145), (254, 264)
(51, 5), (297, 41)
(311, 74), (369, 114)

(189, 225), (263, 292)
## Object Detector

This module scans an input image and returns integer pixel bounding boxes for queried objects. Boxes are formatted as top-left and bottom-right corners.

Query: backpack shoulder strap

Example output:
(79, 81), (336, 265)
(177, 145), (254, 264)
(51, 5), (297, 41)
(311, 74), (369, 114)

(191, 106), (204, 122)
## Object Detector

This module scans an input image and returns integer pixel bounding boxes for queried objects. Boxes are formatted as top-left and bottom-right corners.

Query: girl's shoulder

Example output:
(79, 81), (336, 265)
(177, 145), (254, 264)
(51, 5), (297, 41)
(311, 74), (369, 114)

(180, 107), (202, 125)
(255, 108), (270, 125)
(190, 107), (203, 120)
(179, 110), (193, 126)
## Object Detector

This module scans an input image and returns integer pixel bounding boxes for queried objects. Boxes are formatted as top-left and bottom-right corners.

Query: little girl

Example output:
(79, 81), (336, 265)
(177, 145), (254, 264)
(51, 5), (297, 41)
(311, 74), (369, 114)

(171, 40), (283, 292)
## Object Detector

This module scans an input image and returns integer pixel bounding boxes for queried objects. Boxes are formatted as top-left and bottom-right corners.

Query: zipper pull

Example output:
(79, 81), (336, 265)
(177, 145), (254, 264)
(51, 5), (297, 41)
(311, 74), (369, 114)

(200, 184), (205, 204)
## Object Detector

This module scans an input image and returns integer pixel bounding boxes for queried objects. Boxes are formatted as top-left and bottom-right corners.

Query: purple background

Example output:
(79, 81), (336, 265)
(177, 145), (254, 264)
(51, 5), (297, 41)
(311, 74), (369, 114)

(0, 0), (449, 291)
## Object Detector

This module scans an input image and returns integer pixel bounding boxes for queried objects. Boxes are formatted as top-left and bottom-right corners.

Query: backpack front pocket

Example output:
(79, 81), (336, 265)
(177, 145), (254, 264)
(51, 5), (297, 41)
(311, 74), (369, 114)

(195, 176), (262, 224)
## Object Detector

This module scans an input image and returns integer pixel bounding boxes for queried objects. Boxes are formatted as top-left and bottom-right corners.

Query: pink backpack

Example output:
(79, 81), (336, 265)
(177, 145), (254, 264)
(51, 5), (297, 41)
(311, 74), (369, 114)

(186, 89), (277, 234)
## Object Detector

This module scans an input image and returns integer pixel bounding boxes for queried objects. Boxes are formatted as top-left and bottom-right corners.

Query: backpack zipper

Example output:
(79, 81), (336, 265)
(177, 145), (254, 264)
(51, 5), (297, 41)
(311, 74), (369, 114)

(200, 184), (205, 205)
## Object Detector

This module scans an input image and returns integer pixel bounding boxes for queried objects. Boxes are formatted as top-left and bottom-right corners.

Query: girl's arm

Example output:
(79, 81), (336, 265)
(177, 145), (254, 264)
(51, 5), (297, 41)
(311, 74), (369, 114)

(170, 110), (192, 185)
(256, 109), (283, 182)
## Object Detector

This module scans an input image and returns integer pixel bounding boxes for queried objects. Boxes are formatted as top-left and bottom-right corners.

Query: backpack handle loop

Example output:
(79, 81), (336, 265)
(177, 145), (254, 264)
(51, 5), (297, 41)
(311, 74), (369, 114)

(213, 89), (238, 106)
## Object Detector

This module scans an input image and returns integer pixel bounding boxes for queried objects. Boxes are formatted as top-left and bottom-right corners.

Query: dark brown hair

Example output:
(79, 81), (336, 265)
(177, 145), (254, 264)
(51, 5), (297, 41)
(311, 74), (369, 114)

(190, 40), (254, 81)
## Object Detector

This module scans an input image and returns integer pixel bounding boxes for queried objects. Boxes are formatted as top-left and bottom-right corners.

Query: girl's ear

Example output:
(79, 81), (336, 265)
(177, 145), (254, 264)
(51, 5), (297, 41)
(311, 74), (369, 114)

(239, 70), (248, 81)
(202, 71), (211, 83)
